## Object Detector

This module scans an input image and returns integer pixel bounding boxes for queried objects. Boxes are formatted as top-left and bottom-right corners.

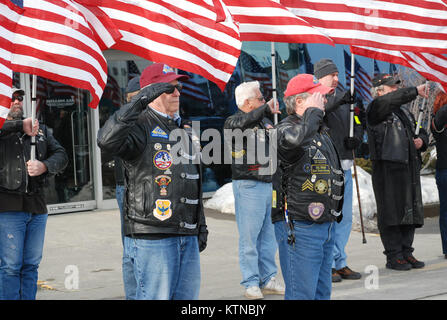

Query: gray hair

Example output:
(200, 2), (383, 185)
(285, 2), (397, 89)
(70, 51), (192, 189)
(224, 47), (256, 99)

(284, 92), (310, 115)
(235, 81), (260, 108)
(371, 85), (384, 98)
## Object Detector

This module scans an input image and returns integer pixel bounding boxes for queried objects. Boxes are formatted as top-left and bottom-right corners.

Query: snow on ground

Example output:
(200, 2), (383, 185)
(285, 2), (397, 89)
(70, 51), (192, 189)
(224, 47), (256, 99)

(204, 166), (439, 233)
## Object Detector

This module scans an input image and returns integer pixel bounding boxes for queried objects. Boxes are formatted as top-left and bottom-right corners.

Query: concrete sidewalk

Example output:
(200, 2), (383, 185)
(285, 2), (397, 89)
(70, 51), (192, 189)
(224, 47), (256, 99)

(36, 208), (447, 300)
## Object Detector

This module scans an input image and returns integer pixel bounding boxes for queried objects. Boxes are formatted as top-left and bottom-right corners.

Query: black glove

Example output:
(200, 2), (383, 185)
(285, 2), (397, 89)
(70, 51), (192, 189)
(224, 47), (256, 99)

(340, 90), (356, 105)
(198, 225), (208, 252)
(134, 82), (176, 107)
(344, 136), (362, 150)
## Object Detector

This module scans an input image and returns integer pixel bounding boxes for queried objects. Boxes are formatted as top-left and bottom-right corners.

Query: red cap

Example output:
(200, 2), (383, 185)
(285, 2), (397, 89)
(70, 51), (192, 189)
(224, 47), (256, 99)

(139, 63), (189, 88)
(284, 74), (334, 97)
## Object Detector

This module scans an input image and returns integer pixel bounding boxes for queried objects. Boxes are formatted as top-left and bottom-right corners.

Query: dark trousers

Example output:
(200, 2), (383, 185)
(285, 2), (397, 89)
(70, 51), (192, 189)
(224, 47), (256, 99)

(378, 224), (415, 261)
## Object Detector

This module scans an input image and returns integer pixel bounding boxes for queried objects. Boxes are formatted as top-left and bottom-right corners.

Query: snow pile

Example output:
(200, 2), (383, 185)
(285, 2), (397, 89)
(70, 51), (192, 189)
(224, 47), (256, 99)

(204, 168), (439, 233)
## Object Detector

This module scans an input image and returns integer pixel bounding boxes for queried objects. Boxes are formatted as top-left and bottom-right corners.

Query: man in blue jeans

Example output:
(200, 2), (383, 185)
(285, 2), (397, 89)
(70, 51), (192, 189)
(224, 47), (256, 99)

(273, 74), (344, 299)
(314, 59), (362, 282)
(0, 88), (67, 300)
(115, 76), (140, 299)
(224, 81), (284, 300)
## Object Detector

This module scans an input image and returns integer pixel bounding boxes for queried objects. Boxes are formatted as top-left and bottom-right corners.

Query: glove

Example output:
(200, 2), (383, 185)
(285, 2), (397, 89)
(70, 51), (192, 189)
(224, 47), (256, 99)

(340, 90), (356, 105)
(344, 136), (362, 150)
(134, 82), (176, 107)
(198, 225), (209, 252)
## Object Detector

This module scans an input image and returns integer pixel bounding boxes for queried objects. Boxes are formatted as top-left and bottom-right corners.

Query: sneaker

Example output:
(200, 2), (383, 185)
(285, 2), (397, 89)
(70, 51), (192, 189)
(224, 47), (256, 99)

(245, 286), (264, 300)
(386, 258), (412, 271)
(262, 277), (285, 295)
(332, 268), (342, 283)
(404, 255), (425, 269)
(336, 266), (362, 280)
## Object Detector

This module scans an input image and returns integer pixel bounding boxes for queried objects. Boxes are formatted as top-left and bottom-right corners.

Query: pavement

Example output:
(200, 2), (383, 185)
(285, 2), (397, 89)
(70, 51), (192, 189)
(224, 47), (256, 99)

(35, 208), (447, 300)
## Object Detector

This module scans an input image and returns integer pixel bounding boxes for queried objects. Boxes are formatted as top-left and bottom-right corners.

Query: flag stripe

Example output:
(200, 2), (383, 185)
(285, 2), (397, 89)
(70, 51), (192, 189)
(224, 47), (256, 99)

(283, 0), (447, 53)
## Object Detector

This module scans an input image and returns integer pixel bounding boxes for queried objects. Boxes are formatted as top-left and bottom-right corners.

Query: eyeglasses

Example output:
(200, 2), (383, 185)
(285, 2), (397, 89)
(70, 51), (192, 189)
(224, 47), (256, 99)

(166, 83), (183, 94)
(254, 96), (265, 102)
(11, 95), (23, 102)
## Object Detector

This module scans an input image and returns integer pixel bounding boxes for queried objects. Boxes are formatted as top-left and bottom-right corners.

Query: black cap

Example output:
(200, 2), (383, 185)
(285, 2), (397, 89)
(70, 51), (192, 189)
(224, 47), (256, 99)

(372, 73), (401, 88)
(125, 76), (140, 94)
(12, 87), (24, 96)
(314, 58), (339, 79)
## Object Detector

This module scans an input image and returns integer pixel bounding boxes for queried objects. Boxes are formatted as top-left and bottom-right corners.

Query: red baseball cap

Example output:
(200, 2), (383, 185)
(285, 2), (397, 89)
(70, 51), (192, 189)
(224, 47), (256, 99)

(139, 63), (189, 88)
(284, 74), (334, 97)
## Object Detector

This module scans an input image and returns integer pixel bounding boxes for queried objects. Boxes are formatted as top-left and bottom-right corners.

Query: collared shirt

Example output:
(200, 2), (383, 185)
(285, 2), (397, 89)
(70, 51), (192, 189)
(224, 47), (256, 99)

(150, 108), (181, 127)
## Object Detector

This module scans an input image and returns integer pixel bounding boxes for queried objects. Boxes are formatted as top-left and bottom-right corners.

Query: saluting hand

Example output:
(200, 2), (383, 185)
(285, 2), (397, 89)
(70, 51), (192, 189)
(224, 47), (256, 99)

(267, 98), (281, 114)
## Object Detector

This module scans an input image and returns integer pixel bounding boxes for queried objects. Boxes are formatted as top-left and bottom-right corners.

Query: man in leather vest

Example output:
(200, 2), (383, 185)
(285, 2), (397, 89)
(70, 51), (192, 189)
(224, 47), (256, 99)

(224, 81), (284, 300)
(366, 73), (428, 271)
(273, 74), (344, 300)
(314, 59), (363, 282)
(0, 88), (68, 300)
(97, 63), (208, 300)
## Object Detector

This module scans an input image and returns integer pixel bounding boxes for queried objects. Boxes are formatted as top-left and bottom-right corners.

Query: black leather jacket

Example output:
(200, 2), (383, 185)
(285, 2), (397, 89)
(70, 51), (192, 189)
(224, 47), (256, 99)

(224, 104), (274, 183)
(97, 98), (207, 237)
(273, 108), (344, 224)
(0, 120), (67, 195)
(366, 87), (428, 163)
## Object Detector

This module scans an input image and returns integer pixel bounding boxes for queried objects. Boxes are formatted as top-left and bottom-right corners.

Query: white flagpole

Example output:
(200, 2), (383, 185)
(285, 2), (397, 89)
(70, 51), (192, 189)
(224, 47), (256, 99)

(31, 74), (37, 161)
(271, 42), (278, 124)
(415, 81), (429, 136)
(349, 53), (355, 138)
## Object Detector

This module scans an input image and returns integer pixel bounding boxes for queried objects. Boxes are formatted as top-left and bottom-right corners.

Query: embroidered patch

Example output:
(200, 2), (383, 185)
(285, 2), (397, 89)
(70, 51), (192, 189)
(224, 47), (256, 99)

(153, 150), (173, 170)
(303, 163), (311, 173)
(155, 175), (172, 196)
(301, 179), (314, 192)
(151, 126), (168, 139)
(153, 199), (172, 221)
(315, 179), (328, 194)
(308, 202), (325, 220)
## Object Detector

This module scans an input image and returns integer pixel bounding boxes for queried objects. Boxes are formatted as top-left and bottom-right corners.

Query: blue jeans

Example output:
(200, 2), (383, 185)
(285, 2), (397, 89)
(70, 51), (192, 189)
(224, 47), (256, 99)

(116, 185), (137, 300)
(275, 220), (335, 300)
(436, 169), (447, 254)
(332, 169), (353, 269)
(232, 180), (278, 288)
(0, 212), (48, 300)
(124, 235), (201, 300)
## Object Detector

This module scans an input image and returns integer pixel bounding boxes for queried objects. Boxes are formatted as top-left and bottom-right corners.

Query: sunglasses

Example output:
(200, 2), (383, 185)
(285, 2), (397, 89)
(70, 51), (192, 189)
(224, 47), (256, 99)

(12, 95), (23, 102)
(166, 83), (182, 94)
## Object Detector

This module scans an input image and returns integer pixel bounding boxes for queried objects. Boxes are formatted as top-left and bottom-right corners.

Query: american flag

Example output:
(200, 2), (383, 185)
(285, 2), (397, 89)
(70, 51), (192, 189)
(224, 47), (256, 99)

(8, 0), (110, 109)
(374, 60), (381, 78)
(298, 43), (313, 74)
(127, 60), (140, 81)
(225, 0), (333, 45)
(283, 0), (447, 53)
(0, 0), (22, 128)
(344, 50), (373, 102)
(178, 71), (211, 108)
(95, 0), (242, 91)
(239, 51), (273, 98)
(351, 46), (447, 93)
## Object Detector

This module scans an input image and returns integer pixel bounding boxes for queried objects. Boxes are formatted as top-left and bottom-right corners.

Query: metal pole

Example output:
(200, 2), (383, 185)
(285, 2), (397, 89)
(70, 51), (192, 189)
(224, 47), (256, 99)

(271, 42), (278, 125)
(415, 81), (429, 136)
(31, 75), (37, 161)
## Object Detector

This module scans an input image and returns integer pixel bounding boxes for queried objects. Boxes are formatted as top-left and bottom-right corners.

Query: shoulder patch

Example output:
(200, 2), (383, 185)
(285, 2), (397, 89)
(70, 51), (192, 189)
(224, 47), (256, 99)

(151, 126), (168, 139)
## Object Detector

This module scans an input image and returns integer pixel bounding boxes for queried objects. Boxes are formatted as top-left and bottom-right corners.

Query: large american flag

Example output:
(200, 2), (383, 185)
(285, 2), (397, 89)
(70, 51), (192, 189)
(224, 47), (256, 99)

(7, 0), (110, 109)
(344, 50), (373, 102)
(94, 0), (242, 91)
(225, 0), (333, 45)
(0, 0), (22, 128)
(239, 51), (273, 98)
(283, 0), (447, 53)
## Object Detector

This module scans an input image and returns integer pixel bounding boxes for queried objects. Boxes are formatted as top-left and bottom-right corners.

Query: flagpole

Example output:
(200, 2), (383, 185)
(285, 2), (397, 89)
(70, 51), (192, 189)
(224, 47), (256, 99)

(31, 74), (37, 161)
(350, 53), (366, 244)
(415, 81), (429, 136)
(271, 42), (278, 125)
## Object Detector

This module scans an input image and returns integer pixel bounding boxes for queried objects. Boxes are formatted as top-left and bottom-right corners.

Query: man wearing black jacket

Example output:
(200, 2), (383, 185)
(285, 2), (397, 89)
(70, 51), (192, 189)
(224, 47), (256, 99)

(224, 81), (284, 300)
(313, 59), (363, 282)
(97, 63), (208, 300)
(366, 74), (428, 271)
(0, 88), (68, 300)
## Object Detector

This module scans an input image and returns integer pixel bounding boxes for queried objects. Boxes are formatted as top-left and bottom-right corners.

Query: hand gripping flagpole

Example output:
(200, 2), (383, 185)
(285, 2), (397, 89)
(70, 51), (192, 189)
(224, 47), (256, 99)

(30, 75), (37, 161)
(350, 53), (366, 244)
(415, 81), (429, 136)
(271, 42), (278, 125)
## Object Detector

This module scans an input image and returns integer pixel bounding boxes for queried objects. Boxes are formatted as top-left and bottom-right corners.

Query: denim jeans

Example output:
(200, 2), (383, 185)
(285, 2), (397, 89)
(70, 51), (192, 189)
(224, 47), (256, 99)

(124, 235), (201, 300)
(232, 180), (278, 288)
(436, 169), (447, 254)
(116, 185), (137, 300)
(0, 212), (48, 300)
(332, 169), (353, 270)
(274, 220), (335, 300)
